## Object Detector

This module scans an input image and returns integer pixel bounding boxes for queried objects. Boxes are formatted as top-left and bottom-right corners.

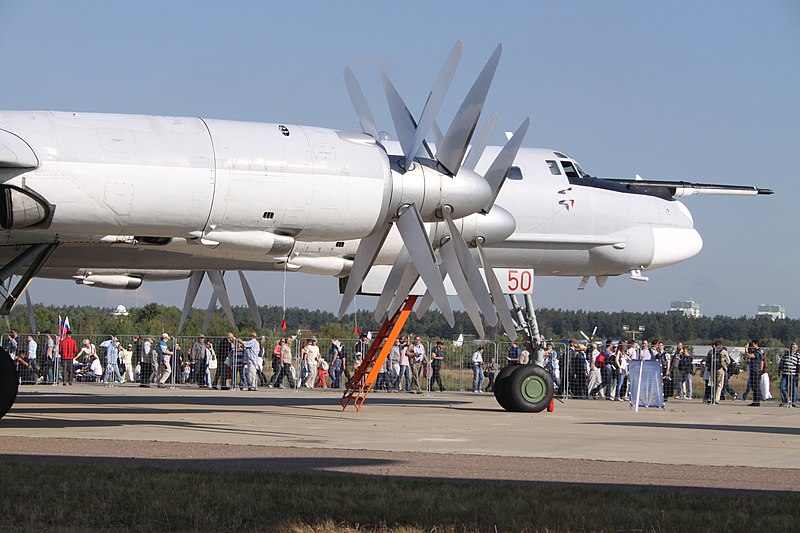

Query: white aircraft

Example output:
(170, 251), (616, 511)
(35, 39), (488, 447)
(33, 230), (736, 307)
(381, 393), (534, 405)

(0, 42), (771, 416)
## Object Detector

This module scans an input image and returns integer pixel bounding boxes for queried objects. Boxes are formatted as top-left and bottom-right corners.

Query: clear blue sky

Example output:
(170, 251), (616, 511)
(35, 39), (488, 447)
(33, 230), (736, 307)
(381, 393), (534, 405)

(1, 0), (798, 319)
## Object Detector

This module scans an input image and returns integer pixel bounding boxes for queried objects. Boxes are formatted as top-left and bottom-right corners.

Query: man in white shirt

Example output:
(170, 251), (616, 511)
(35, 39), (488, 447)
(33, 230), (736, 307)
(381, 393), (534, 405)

(471, 346), (485, 393)
(636, 340), (655, 360)
(304, 337), (320, 388)
(238, 332), (262, 391)
(27, 334), (42, 384)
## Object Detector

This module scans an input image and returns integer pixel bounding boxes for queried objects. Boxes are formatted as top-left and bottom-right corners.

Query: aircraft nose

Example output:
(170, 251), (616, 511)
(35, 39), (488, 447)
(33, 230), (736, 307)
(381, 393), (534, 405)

(648, 227), (703, 270)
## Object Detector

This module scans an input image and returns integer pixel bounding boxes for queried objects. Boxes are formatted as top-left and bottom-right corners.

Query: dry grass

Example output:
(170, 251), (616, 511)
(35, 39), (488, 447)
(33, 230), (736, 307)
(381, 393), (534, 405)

(0, 461), (797, 532)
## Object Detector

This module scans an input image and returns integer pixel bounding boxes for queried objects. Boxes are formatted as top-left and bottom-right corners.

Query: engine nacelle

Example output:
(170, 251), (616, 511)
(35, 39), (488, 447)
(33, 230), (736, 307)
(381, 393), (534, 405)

(429, 205), (517, 247)
(75, 274), (143, 290)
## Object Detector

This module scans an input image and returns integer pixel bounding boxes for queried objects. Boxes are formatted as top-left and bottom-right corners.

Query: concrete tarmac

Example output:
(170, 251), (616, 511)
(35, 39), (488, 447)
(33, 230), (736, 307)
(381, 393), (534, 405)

(1, 384), (799, 490)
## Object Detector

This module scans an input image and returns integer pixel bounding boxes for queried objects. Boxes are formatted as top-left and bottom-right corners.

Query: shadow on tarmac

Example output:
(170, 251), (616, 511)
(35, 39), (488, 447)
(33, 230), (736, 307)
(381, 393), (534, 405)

(0, 453), (397, 473)
(585, 421), (800, 436)
(12, 390), (469, 409)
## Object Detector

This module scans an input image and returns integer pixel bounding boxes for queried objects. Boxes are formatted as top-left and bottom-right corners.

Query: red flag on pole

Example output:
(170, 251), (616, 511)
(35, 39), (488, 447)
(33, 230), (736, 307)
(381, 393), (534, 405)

(353, 326), (360, 335)
(280, 318), (287, 331)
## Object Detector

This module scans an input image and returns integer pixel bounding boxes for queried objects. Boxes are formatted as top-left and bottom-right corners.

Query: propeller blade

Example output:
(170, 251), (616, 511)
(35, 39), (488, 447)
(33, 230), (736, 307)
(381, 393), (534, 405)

(463, 112), (498, 171)
(202, 292), (216, 333)
(436, 44), (502, 176)
(477, 243), (517, 341)
(443, 209), (496, 325)
(343, 67), (379, 139)
(403, 41), (463, 171)
(395, 204), (454, 326)
(440, 240), (485, 338)
(373, 246), (411, 321)
(415, 290), (434, 318)
(482, 117), (530, 211)
(179, 271), (205, 332)
(387, 258), (421, 318)
(207, 270), (235, 326)
(430, 120), (444, 146)
(238, 271), (263, 329)
(382, 73), (418, 164)
(415, 250), (448, 318)
(338, 221), (392, 317)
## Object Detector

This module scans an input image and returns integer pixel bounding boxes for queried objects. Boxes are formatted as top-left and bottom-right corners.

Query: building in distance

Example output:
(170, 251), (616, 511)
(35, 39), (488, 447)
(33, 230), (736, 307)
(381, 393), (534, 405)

(667, 299), (702, 318)
(110, 304), (130, 317)
(757, 304), (786, 320)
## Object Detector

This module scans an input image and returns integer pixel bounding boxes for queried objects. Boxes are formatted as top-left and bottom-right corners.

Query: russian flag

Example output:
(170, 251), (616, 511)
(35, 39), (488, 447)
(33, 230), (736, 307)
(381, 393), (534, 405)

(58, 315), (64, 338)
(63, 316), (71, 335)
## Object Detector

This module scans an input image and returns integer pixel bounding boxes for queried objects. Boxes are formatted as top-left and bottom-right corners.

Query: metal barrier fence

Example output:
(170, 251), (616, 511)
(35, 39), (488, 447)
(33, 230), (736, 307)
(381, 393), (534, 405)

(6, 332), (795, 407)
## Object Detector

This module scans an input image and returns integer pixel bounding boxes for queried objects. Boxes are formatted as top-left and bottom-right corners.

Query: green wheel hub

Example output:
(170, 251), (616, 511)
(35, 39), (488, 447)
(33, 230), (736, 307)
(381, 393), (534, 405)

(520, 374), (546, 403)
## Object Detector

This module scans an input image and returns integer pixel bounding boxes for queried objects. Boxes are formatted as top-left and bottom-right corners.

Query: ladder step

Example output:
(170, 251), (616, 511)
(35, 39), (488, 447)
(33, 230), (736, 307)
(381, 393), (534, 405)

(341, 296), (418, 411)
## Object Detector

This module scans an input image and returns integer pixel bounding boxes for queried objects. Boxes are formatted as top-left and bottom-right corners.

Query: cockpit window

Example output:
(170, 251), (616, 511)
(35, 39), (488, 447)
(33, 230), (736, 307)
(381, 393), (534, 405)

(506, 166), (523, 180)
(560, 160), (580, 179)
(546, 160), (561, 175)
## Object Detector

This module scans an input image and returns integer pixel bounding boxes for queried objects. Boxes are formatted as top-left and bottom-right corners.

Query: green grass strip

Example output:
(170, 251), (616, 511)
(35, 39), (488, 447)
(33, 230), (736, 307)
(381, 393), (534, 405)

(0, 460), (797, 532)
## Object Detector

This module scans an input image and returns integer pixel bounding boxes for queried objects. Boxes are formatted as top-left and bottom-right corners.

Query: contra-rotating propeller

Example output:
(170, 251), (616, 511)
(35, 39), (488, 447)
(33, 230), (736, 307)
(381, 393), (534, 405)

(339, 42), (529, 340)
(339, 41), (498, 323)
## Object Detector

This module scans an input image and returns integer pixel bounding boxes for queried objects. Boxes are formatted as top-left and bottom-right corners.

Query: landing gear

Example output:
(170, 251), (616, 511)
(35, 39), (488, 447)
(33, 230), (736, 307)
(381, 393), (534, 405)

(493, 285), (555, 412)
(0, 347), (18, 419)
(0, 242), (58, 419)
(492, 365), (518, 411)
(0, 242), (58, 315)
(493, 365), (554, 412)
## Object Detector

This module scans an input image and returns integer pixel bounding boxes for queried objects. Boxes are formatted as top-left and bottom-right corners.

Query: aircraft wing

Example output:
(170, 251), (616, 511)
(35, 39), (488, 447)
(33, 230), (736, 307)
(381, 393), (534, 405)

(503, 233), (621, 245)
(602, 179), (773, 198)
(356, 264), (534, 297)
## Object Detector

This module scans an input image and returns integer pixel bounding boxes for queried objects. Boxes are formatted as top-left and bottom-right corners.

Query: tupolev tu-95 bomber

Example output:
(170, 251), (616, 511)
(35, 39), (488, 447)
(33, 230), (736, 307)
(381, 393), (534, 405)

(0, 42), (771, 417)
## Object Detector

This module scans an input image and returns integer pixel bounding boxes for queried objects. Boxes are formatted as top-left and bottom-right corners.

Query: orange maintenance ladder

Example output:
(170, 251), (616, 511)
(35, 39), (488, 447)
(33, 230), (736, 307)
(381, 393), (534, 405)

(340, 295), (418, 412)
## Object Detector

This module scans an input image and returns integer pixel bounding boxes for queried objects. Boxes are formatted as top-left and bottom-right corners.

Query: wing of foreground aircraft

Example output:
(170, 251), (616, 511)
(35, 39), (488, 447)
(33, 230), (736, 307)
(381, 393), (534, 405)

(602, 178), (773, 198)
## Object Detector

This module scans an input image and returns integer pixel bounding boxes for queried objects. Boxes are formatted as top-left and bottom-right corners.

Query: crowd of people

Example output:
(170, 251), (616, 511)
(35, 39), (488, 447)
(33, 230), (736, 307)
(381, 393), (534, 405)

(6, 328), (799, 406)
(7, 330), (444, 393)
(540, 337), (799, 407)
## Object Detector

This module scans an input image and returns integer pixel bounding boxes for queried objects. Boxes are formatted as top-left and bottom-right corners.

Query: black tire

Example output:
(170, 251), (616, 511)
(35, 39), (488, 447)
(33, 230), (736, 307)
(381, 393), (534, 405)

(507, 365), (554, 413)
(0, 347), (19, 420)
(493, 365), (518, 411)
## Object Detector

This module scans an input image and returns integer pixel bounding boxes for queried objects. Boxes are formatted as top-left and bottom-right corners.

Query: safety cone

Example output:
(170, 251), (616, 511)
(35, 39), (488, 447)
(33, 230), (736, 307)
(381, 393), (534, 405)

(547, 398), (554, 412)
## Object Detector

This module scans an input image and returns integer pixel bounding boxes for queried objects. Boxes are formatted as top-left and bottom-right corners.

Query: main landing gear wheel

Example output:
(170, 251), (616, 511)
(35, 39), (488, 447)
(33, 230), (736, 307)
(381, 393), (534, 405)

(494, 365), (555, 412)
(0, 347), (18, 420)
(492, 364), (518, 411)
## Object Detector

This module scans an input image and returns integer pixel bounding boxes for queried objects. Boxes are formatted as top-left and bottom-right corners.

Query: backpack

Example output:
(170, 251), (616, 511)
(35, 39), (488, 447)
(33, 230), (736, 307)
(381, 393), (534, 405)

(594, 353), (605, 369)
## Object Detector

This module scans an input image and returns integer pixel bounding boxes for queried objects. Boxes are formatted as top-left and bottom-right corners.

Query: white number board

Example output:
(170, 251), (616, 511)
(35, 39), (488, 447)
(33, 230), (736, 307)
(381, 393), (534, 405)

(494, 268), (534, 294)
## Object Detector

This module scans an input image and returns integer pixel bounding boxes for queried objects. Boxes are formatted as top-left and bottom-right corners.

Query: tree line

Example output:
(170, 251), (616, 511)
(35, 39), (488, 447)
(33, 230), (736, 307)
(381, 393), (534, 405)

(4, 303), (797, 347)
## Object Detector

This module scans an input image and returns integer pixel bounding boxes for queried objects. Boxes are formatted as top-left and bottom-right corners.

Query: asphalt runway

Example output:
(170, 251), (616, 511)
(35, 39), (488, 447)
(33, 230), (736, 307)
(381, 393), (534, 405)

(1, 384), (799, 491)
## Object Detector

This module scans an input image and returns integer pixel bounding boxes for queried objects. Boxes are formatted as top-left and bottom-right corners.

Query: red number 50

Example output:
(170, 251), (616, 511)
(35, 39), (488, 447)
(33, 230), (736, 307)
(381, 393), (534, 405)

(507, 269), (532, 293)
